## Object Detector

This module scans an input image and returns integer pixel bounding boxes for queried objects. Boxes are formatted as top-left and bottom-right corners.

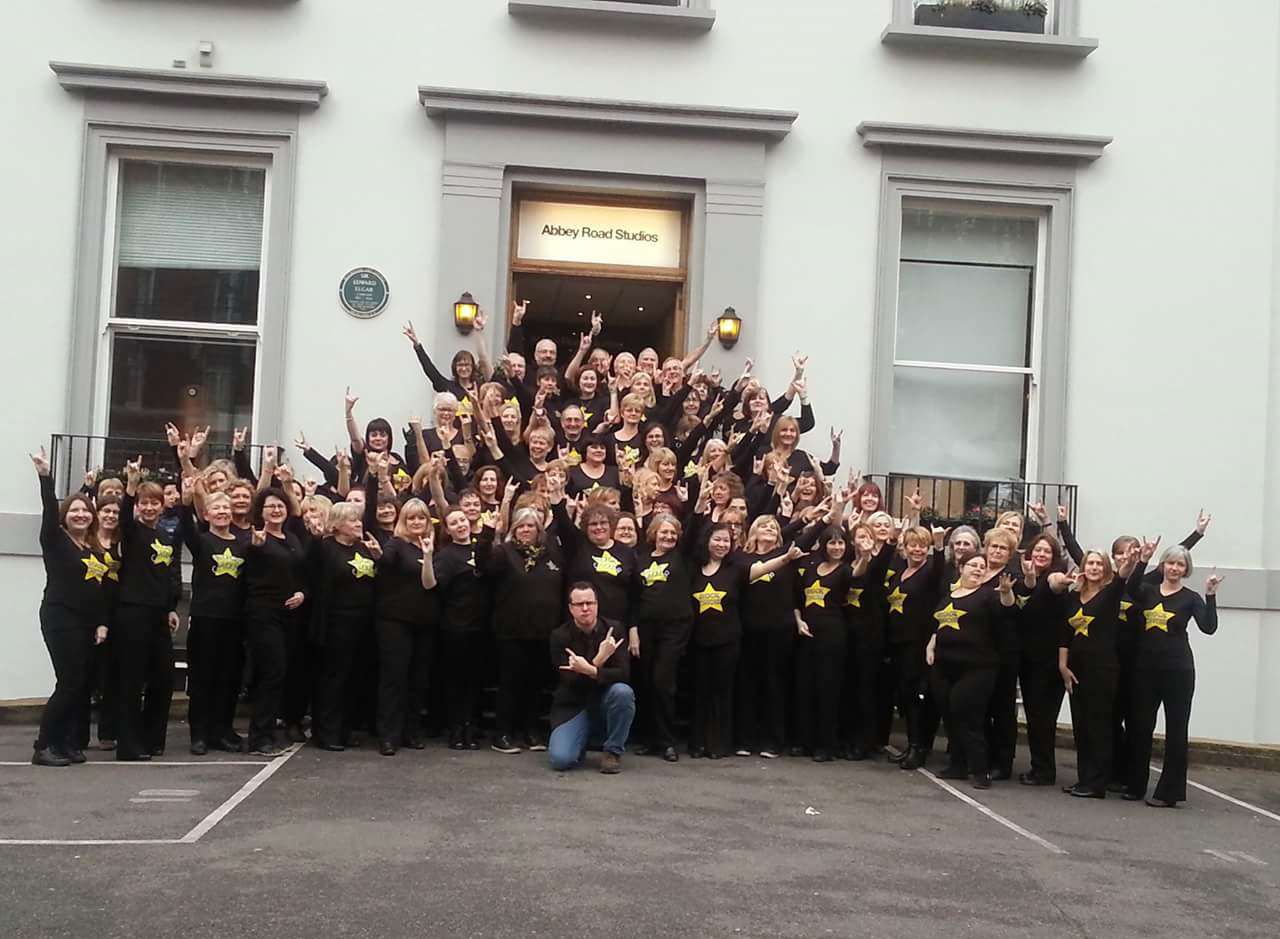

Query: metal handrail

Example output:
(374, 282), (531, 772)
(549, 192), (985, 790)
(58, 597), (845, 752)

(865, 471), (1077, 536)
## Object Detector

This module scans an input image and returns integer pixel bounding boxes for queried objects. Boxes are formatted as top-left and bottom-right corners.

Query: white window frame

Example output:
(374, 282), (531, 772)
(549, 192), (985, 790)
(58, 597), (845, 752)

(890, 197), (1047, 479)
(893, 0), (1071, 35)
(92, 149), (272, 443)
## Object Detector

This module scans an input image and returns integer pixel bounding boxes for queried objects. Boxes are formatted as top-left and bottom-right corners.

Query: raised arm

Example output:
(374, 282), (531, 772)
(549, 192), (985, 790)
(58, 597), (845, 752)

(680, 320), (717, 371)
(1056, 504), (1084, 567)
(344, 387), (363, 454)
(403, 320), (453, 394)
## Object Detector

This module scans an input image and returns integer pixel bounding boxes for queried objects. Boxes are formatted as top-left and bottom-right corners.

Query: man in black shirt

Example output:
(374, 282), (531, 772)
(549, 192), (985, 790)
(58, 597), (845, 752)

(547, 582), (634, 774)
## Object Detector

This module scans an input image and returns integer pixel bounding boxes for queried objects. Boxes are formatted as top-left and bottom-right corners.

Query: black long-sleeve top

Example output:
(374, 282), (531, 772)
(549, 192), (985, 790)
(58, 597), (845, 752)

(548, 617), (630, 728)
(555, 504), (636, 625)
(37, 474), (106, 623)
(1125, 563), (1218, 670)
(567, 463), (621, 498)
(932, 586), (1013, 669)
(1058, 576), (1127, 671)
(796, 560), (854, 643)
(178, 504), (247, 619)
(413, 342), (469, 399)
(743, 545), (801, 633)
(118, 493), (182, 611)
(375, 538), (440, 627)
(690, 552), (752, 648)
(432, 539), (488, 634)
(884, 551), (944, 645)
(844, 543), (895, 648)
(244, 528), (307, 610)
(476, 527), (565, 641)
(631, 546), (695, 627)
(1016, 577), (1068, 665)
(309, 538), (378, 616)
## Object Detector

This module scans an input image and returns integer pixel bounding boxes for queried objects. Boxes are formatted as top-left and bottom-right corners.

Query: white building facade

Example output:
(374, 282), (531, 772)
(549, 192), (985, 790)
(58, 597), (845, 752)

(3, 0), (1277, 746)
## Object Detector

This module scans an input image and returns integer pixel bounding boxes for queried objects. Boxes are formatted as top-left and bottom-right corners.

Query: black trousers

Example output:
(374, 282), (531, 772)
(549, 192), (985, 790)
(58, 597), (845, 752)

(495, 637), (546, 739)
(36, 606), (94, 753)
(376, 618), (436, 743)
(442, 631), (487, 730)
(692, 641), (739, 756)
(735, 627), (790, 753)
(114, 604), (174, 759)
(635, 618), (692, 750)
(316, 611), (373, 746)
(281, 608), (313, 728)
(187, 615), (244, 745)
(931, 660), (996, 776)
(793, 635), (845, 754)
(1068, 660), (1117, 793)
(1109, 643), (1137, 785)
(1128, 666), (1195, 803)
(1019, 650), (1065, 782)
(984, 661), (1019, 775)
(246, 605), (290, 747)
(90, 634), (119, 745)
(841, 635), (883, 752)
(886, 640), (930, 749)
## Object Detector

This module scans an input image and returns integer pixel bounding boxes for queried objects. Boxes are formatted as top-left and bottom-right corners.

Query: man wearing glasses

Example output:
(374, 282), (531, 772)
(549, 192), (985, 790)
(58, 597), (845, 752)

(548, 582), (635, 774)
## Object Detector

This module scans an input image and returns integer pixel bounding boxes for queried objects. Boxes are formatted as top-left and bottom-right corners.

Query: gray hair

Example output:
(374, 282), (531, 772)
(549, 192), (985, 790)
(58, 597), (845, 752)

(1158, 544), (1193, 579)
(946, 525), (982, 564)
(505, 507), (545, 543)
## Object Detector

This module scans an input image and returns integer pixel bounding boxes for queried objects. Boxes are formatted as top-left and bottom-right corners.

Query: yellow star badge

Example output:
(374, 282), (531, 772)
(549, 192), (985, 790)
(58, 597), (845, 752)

(1144, 603), (1175, 633)
(683, 462), (699, 479)
(581, 409), (594, 425)
(457, 396), (474, 417)
(211, 548), (244, 578)
(845, 587), (864, 608)
(887, 587), (907, 615)
(592, 550), (623, 577)
(1120, 599), (1133, 617)
(934, 603), (966, 631)
(564, 448), (583, 467)
(102, 550), (121, 582)
(150, 539), (174, 567)
(693, 582), (727, 613)
(621, 445), (640, 466)
(505, 396), (520, 409)
(1015, 594), (1030, 609)
(803, 580), (830, 608)
(640, 561), (669, 586)
(750, 569), (775, 584)
(884, 568), (897, 588)
(348, 552), (376, 579)
(1068, 609), (1094, 637)
(81, 554), (109, 583)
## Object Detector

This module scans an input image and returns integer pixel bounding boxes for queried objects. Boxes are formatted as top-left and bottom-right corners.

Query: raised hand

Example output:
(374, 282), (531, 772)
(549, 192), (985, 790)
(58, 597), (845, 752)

(830, 426), (843, 447)
(597, 627), (623, 663)
(251, 528), (267, 546)
(1021, 555), (1035, 580)
(232, 426), (247, 452)
(1205, 569), (1224, 595)
(590, 311), (603, 336)
(1195, 508), (1212, 536)
(791, 352), (808, 373)
(512, 298), (529, 325)
(578, 331), (592, 354)
(906, 488), (924, 515)
(125, 455), (143, 485)
(1139, 536), (1161, 563)
(344, 386), (359, 415)
(29, 446), (50, 476)
(190, 425), (210, 456)
(164, 422), (181, 447)
(1028, 501), (1049, 526)
(998, 573), (1015, 596)
(294, 431), (308, 451)
(402, 320), (419, 345)
(1057, 504), (1069, 523)
(362, 534), (383, 559)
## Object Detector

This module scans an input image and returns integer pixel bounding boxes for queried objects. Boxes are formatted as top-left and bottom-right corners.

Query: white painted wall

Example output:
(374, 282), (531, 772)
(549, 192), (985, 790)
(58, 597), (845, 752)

(1, 1), (1276, 744)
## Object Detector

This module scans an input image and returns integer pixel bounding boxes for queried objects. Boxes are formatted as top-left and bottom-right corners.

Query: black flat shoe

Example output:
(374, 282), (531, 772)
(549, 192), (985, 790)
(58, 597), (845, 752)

(214, 734), (245, 753)
(286, 723), (308, 744)
(31, 748), (70, 767)
(116, 752), (151, 762)
(633, 743), (653, 756)
(64, 747), (87, 764)
(1019, 772), (1053, 786)
(490, 736), (521, 755)
(662, 747), (679, 763)
(813, 750), (832, 763)
(900, 747), (928, 770)
(1069, 786), (1105, 799)
(379, 740), (397, 756)
(149, 746), (165, 758)
(991, 768), (1012, 781)
(972, 773), (992, 790)
(318, 741), (346, 752)
(1121, 792), (1143, 801)
(189, 740), (208, 756)
(848, 745), (868, 762)
(1106, 781), (1127, 793)
(708, 751), (723, 760)
(689, 747), (707, 759)
(789, 746), (807, 758)
(402, 736), (426, 750)
(1145, 797), (1178, 808)
(462, 725), (479, 751)
(938, 764), (968, 780)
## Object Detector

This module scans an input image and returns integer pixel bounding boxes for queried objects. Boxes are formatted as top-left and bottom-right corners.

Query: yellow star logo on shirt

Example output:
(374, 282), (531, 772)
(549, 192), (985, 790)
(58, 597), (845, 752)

(887, 586), (908, 615)
(81, 554), (109, 583)
(640, 561), (669, 586)
(102, 550), (121, 582)
(621, 445), (640, 467)
(479, 509), (496, 529)
(581, 409), (594, 425)
(564, 448), (583, 467)
(693, 582), (727, 613)
(884, 568), (897, 588)
(1015, 594), (1030, 609)
(592, 550), (623, 577)
(505, 396), (520, 409)
(683, 462), (699, 479)
(348, 552), (376, 579)
(1144, 603), (1175, 632)
(150, 539), (174, 567)
(1120, 599), (1133, 617)
(211, 548), (244, 578)
(751, 569), (775, 584)
(803, 580), (830, 608)
(457, 396), (474, 417)
(1068, 609), (1094, 637)
(934, 603), (966, 631)
(845, 587), (864, 608)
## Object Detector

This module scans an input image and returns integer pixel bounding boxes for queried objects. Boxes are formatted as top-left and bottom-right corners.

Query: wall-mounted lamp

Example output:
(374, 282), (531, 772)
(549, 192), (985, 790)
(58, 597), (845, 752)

(716, 306), (742, 349)
(453, 291), (479, 334)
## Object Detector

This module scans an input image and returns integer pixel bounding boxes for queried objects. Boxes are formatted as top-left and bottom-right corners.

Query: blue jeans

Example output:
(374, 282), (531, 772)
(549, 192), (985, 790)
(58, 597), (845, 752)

(548, 683), (636, 771)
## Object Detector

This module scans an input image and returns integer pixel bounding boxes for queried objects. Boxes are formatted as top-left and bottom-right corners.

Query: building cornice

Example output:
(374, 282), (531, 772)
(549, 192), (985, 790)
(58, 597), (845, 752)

(509, 0), (716, 31)
(856, 121), (1111, 162)
(49, 61), (328, 108)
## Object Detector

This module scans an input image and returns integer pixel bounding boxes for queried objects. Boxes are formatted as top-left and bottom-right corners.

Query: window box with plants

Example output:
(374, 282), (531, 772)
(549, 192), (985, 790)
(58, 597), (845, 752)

(913, 1), (1049, 35)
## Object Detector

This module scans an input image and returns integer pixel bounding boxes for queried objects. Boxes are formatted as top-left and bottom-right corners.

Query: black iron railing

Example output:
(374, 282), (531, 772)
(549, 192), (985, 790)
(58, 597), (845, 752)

(48, 434), (265, 498)
(865, 472), (1077, 537)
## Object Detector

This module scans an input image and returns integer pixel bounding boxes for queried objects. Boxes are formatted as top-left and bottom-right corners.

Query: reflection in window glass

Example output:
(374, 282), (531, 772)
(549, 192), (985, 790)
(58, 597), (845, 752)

(912, 1), (1051, 35)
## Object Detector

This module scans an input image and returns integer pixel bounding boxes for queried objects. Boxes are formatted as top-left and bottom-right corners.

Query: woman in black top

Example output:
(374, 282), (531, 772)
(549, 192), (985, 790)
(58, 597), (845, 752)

(1015, 534), (1069, 787)
(478, 493), (565, 755)
(1124, 541), (1222, 807)
(85, 493), (123, 752)
(244, 489), (308, 756)
(978, 527), (1021, 780)
(628, 512), (695, 762)
(841, 523), (895, 760)
(433, 504), (490, 750)
(115, 459), (182, 761)
(1050, 546), (1138, 798)
(374, 498), (438, 756)
(925, 556), (1016, 789)
(178, 478), (249, 755)
(559, 503), (636, 626)
(30, 448), (107, 767)
(689, 523), (801, 759)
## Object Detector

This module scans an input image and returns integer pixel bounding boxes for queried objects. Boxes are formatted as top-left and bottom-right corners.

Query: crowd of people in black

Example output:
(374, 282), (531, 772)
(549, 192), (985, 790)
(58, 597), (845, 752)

(30, 300), (1223, 805)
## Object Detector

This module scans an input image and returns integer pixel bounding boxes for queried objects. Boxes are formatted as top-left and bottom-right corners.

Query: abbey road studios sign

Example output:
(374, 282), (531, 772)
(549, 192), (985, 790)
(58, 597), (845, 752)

(339, 267), (390, 318)
(517, 200), (683, 269)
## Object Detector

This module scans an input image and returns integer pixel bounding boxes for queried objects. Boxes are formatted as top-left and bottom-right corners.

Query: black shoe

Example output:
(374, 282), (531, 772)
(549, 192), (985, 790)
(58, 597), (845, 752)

(1019, 772), (1054, 786)
(900, 747), (928, 770)
(1106, 781), (1127, 794)
(448, 728), (464, 751)
(849, 745), (868, 762)
(938, 764), (968, 780)
(251, 741), (283, 757)
(788, 746), (807, 758)
(342, 736), (362, 749)
(527, 734), (547, 753)
(116, 751), (151, 762)
(63, 747), (87, 764)
(213, 733), (245, 753)
(1068, 785), (1105, 799)
(491, 736), (521, 755)
(634, 743), (653, 756)
(379, 740), (397, 756)
(1121, 791), (1144, 801)
(813, 750), (832, 763)
(972, 773), (992, 790)
(286, 723), (308, 744)
(402, 736), (426, 750)
(991, 767), (1012, 781)
(1145, 797), (1178, 808)
(31, 747), (70, 767)
(189, 740), (208, 756)
(462, 725), (479, 751)
(662, 746), (679, 763)
(317, 740), (345, 752)
(884, 745), (906, 763)
(689, 746), (707, 759)
(149, 746), (165, 758)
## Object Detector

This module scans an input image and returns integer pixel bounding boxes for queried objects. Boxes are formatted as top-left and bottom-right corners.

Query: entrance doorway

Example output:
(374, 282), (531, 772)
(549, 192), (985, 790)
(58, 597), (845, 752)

(508, 190), (690, 363)
(511, 272), (683, 362)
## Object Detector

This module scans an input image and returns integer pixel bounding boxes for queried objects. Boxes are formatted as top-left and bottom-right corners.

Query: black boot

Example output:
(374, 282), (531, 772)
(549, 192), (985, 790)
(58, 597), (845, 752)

(900, 746), (928, 770)
(31, 747), (70, 767)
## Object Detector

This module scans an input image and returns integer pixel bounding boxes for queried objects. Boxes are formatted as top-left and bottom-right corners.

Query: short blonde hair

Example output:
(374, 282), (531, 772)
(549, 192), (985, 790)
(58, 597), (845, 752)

(901, 526), (932, 549)
(984, 528), (1019, 554)
(394, 497), (431, 540)
(327, 501), (363, 536)
(743, 515), (781, 553)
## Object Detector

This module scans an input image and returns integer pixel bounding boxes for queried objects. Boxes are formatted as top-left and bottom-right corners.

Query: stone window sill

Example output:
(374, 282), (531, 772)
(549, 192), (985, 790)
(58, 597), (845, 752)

(509, 1), (716, 32)
(881, 23), (1097, 58)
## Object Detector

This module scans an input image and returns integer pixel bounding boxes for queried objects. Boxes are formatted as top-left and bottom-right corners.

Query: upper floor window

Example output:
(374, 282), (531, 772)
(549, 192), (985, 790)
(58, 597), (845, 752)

(912, 1), (1052, 35)
(883, 0), (1095, 57)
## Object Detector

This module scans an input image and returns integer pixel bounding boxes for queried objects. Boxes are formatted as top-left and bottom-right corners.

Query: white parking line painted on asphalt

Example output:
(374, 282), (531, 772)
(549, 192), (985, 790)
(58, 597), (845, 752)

(0, 760), (273, 767)
(1205, 848), (1238, 863)
(0, 839), (184, 846)
(917, 768), (1068, 855)
(1204, 849), (1268, 865)
(1150, 763), (1280, 824)
(130, 798), (193, 804)
(139, 789), (199, 797)
(178, 743), (302, 844)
